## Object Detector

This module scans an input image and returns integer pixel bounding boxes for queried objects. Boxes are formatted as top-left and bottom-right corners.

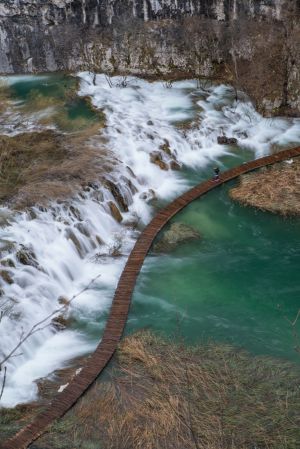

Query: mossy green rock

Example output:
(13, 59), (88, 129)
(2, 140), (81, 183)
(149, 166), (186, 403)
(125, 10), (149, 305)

(153, 222), (201, 253)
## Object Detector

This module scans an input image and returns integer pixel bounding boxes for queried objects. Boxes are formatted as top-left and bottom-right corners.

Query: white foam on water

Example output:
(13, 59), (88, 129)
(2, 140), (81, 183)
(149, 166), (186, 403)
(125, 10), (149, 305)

(0, 75), (51, 86)
(0, 73), (299, 408)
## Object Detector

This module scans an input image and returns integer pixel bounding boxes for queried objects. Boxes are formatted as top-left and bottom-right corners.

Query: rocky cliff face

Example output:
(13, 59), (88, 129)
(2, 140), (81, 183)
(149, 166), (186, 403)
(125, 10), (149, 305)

(0, 0), (299, 115)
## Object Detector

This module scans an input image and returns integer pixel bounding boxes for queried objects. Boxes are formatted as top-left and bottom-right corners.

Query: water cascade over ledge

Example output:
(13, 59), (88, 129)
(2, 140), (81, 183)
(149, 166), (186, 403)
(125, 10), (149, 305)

(0, 73), (300, 407)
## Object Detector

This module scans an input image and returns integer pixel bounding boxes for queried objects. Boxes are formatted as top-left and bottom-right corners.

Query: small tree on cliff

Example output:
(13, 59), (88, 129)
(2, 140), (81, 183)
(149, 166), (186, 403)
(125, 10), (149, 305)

(80, 39), (108, 85)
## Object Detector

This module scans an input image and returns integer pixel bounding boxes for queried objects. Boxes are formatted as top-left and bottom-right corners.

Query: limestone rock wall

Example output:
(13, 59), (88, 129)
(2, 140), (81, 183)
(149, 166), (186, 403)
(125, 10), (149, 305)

(0, 0), (299, 115)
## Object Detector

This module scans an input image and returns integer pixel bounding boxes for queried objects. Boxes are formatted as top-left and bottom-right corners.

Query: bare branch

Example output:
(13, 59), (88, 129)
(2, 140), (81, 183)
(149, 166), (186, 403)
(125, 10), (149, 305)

(0, 366), (7, 401)
(0, 273), (101, 369)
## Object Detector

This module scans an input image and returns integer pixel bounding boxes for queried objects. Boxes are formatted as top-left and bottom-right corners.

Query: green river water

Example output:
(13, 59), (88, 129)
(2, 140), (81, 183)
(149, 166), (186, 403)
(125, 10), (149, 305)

(1, 74), (299, 369)
(128, 180), (300, 364)
(4, 73), (98, 131)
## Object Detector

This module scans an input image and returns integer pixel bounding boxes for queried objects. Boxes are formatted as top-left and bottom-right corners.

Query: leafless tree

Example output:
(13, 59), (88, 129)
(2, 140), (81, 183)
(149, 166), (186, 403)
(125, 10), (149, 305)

(0, 274), (101, 402)
(163, 80), (174, 89)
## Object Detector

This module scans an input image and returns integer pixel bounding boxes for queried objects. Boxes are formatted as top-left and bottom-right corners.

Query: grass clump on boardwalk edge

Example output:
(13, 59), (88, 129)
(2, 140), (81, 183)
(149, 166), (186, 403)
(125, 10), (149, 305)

(34, 331), (300, 449)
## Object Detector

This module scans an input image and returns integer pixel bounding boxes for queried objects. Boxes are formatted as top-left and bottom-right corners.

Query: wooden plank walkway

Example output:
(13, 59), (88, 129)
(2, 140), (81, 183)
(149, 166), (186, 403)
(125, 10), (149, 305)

(2, 146), (300, 449)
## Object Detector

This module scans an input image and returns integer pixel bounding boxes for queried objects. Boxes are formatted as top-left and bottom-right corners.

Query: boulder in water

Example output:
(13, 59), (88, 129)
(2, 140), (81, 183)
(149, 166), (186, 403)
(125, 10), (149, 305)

(0, 269), (13, 284)
(16, 247), (38, 268)
(159, 139), (172, 156)
(139, 189), (157, 203)
(104, 179), (129, 212)
(108, 201), (123, 223)
(1, 258), (15, 268)
(58, 296), (70, 306)
(217, 136), (238, 145)
(150, 152), (169, 171)
(52, 315), (70, 331)
(170, 160), (181, 170)
(153, 222), (201, 253)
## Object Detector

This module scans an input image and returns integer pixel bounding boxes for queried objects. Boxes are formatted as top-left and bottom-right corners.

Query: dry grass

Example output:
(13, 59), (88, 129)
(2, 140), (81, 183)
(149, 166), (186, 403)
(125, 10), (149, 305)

(0, 82), (11, 114)
(35, 331), (300, 449)
(0, 79), (111, 208)
(230, 157), (300, 216)
(0, 403), (42, 441)
(0, 123), (112, 208)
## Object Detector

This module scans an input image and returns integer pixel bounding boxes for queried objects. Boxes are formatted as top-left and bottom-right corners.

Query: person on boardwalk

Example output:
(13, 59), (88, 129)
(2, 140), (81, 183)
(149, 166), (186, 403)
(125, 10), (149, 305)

(213, 166), (220, 182)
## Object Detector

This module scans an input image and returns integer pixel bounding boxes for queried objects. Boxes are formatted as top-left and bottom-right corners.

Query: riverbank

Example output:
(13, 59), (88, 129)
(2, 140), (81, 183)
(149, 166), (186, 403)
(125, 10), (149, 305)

(1, 73), (300, 411)
(31, 330), (300, 449)
(230, 157), (300, 216)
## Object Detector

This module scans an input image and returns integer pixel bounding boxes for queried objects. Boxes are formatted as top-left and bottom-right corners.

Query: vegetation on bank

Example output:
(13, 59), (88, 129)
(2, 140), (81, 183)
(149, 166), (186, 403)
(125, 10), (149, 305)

(0, 403), (42, 441)
(33, 331), (300, 449)
(230, 157), (300, 216)
(0, 127), (110, 208)
(0, 78), (109, 208)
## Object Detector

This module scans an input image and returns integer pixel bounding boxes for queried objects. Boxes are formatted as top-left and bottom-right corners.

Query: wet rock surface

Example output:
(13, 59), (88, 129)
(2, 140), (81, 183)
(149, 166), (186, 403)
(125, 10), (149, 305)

(150, 151), (169, 171)
(104, 179), (129, 212)
(16, 246), (39, 268)
(0, 269), (13, 284)
(217, 136), (238, 145)
(139, 188), (156, 203)
(108, 200), (123, 222)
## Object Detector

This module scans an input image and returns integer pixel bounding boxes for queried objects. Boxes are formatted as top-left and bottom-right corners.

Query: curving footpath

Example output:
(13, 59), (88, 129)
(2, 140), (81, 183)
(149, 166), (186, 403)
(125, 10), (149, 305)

(2, 146), (300, 449)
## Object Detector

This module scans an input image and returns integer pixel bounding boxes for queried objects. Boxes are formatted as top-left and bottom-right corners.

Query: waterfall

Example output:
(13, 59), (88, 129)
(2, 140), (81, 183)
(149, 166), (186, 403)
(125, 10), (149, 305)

(0, 73), (299, 408)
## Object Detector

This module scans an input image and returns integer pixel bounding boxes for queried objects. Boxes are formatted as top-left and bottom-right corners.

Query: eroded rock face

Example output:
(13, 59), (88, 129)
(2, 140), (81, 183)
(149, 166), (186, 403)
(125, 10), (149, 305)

(153, 222), (201, 253)
(0, 0), (299, 116)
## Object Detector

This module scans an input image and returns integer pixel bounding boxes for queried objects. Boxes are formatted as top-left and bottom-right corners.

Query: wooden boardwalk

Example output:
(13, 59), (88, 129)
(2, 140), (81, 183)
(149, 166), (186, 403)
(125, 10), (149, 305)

(2, 146), (300, 449)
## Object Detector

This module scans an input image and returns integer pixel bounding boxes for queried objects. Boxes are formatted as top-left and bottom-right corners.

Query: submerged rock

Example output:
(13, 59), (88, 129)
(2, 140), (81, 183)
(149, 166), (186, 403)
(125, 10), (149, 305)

(0, 269), (13, 284)
(16, 247), (38, 268)
(170, 160), (181, 171)
(65, 228), (85, 258)
(150, 152), (169, 171)
(120, 176), (138, 195)
(1, 258), (15, 268)
(104, 179), (129, 212)
(217, 136), (238, 145)
(69, 205), (83, 221)
(139, 188), (157, 203)
(58, 296), (70, 306)
(52, 315), (70, 331)
(153, 222), (201, 253)
(159, 139), (172, 156)
(108, 201), (123, 223)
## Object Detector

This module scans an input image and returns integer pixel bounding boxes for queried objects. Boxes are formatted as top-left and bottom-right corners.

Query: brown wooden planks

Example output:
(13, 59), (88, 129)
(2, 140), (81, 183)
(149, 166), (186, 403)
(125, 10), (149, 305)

(2, 147), (300, 449)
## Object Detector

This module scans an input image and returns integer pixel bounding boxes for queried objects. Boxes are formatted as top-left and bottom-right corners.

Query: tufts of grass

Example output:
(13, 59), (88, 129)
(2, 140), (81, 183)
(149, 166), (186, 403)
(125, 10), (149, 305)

(0, 403), (41, 440)
(0, 124), (110, 209)
(230, 157), (300, 216)
(35, 330), (300, 449)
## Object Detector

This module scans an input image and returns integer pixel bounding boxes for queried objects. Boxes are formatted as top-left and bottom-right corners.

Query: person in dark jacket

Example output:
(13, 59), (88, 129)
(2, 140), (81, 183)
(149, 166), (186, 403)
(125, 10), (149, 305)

(213, 166), (220, 182)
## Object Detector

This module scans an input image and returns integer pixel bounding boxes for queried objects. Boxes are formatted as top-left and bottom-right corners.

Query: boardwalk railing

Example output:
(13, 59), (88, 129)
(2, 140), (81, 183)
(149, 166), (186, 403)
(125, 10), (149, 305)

(2, 146), (300, 449)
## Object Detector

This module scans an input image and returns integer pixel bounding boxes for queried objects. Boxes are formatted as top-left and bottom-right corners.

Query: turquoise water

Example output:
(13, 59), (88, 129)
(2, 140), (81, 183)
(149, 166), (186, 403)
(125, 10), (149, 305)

(129, 181), (300, 363)
(7, 74), (98, 130)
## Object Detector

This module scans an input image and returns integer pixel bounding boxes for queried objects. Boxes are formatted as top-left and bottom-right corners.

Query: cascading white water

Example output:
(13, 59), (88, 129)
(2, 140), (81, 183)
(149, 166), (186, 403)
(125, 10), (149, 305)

(0, 73), (299, 408)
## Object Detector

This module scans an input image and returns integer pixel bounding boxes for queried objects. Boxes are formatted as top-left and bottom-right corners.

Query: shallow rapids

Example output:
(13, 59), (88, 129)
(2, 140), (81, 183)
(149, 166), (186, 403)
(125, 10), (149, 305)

(0, 73), (299, 407)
